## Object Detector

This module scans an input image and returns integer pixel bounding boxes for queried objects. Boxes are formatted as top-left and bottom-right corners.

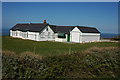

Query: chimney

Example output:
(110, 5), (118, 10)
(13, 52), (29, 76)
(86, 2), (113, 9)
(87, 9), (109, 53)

(44, 20), (46, 24)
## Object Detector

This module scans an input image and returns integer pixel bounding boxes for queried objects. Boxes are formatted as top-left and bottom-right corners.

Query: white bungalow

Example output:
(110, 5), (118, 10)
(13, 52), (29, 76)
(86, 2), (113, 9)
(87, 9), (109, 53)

(10, 20), (100, 43)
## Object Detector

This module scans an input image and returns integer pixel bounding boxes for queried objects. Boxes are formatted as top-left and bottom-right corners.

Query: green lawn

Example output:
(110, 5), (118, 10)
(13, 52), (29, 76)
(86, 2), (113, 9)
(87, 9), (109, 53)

(2, 36), (118, 56)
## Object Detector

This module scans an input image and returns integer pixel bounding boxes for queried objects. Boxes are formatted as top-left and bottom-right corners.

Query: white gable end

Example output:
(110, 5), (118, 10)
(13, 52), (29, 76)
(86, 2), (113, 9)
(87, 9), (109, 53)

(41, 25), (54, 34)
(70, 27), (82, 43)
(39, 25), (55, 41)
(71, 27), (81, 32)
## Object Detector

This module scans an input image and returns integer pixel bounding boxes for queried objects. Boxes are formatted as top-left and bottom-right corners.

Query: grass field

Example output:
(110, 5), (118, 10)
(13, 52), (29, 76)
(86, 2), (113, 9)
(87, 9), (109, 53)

(2, 36), (118, 56)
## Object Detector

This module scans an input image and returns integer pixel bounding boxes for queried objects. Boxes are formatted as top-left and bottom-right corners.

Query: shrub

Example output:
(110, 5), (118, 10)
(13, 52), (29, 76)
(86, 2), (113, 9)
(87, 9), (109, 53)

(2, 47), (120, 79)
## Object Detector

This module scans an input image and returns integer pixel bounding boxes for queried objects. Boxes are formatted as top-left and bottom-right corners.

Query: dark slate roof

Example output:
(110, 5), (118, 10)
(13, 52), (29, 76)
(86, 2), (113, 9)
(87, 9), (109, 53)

(10, 23), (49, 32)
(49, 25), (57, 33)
(10, 24), (29, 32)
(28, 23), (48, 32)
(49, 25), (75, 34)
(49, 25), (100, 33)
(77, 26), (100, 33)
(11, 23), (100, 33)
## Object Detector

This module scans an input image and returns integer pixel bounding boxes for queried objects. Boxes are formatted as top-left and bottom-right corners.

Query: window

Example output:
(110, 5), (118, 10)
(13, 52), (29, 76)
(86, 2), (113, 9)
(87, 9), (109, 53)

(52, 33), (55, 39)
(41, 32), (45, 38)
(58, 33), (66, 38)
(48, 32), (51, 38)
(20, 32), (21, 36)
(46, 28), (48, 31)
(14, 31), (15, 36)
(12, 31), (13, 36)
(16, 31), (18, 36)
(13, 31), (15, 36)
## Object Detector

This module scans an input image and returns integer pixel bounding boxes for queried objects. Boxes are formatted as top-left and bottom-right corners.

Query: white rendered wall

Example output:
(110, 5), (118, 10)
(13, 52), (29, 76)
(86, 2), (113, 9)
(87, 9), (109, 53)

(15, 30), (23, 38)
(81, 33), (100, 43)
(10, 30), (19, 37)
(18, 31), (24, 38)
(55, 33), (67, 42)
(27, 31), (38, 41)
(55, 38), (67, 42)
(11, 31), (17, 37)
(10, 30), (12, 36)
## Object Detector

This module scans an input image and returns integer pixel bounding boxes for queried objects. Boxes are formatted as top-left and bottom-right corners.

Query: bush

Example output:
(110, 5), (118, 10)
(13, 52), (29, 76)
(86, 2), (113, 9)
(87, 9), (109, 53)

(2, 47), (120, 79)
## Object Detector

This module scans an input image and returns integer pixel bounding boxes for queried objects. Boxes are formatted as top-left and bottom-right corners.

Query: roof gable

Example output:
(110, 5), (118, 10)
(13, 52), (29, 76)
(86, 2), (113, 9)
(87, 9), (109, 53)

(71, 27), (81, 32)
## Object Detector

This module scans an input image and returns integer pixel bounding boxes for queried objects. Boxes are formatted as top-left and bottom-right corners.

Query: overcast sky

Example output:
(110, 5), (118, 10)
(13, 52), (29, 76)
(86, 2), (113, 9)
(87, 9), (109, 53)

(2, 2), (118, 34)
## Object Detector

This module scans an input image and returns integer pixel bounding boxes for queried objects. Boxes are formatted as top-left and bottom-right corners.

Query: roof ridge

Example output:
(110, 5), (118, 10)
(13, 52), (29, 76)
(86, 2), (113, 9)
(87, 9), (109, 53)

(17, 23), (49, 25)
(30, 23), (49, 24)
(17, 23), (29, 25)
(77, 26), (96, 29)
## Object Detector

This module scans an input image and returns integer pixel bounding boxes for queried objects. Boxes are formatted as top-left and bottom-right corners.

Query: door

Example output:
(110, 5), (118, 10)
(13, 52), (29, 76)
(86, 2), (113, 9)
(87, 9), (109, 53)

(67, 34), (70, 42)
(71, 32), (80, 43)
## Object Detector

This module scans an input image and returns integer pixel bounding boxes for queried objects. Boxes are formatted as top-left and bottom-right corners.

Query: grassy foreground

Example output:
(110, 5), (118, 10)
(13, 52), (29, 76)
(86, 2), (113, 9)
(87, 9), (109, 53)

(2, 36), (118, 56)
(2, 47), (120, 78)
(2, 36), (120, 78)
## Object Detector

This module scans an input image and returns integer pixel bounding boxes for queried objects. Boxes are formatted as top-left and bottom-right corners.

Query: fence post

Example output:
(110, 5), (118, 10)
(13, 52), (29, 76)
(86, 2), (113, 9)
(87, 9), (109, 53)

(69, 46), (71, 54)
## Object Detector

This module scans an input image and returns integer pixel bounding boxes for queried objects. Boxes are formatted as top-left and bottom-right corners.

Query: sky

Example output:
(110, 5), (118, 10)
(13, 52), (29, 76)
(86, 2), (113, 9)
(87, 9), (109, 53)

(2, 2), (118, 34)
(0, 2), (2, 33)
(1, 0), (120, 2)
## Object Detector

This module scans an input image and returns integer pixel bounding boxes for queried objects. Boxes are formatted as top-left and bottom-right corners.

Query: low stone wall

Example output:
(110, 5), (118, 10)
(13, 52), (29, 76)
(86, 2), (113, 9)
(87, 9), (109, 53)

(55, 38), (67, 42)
